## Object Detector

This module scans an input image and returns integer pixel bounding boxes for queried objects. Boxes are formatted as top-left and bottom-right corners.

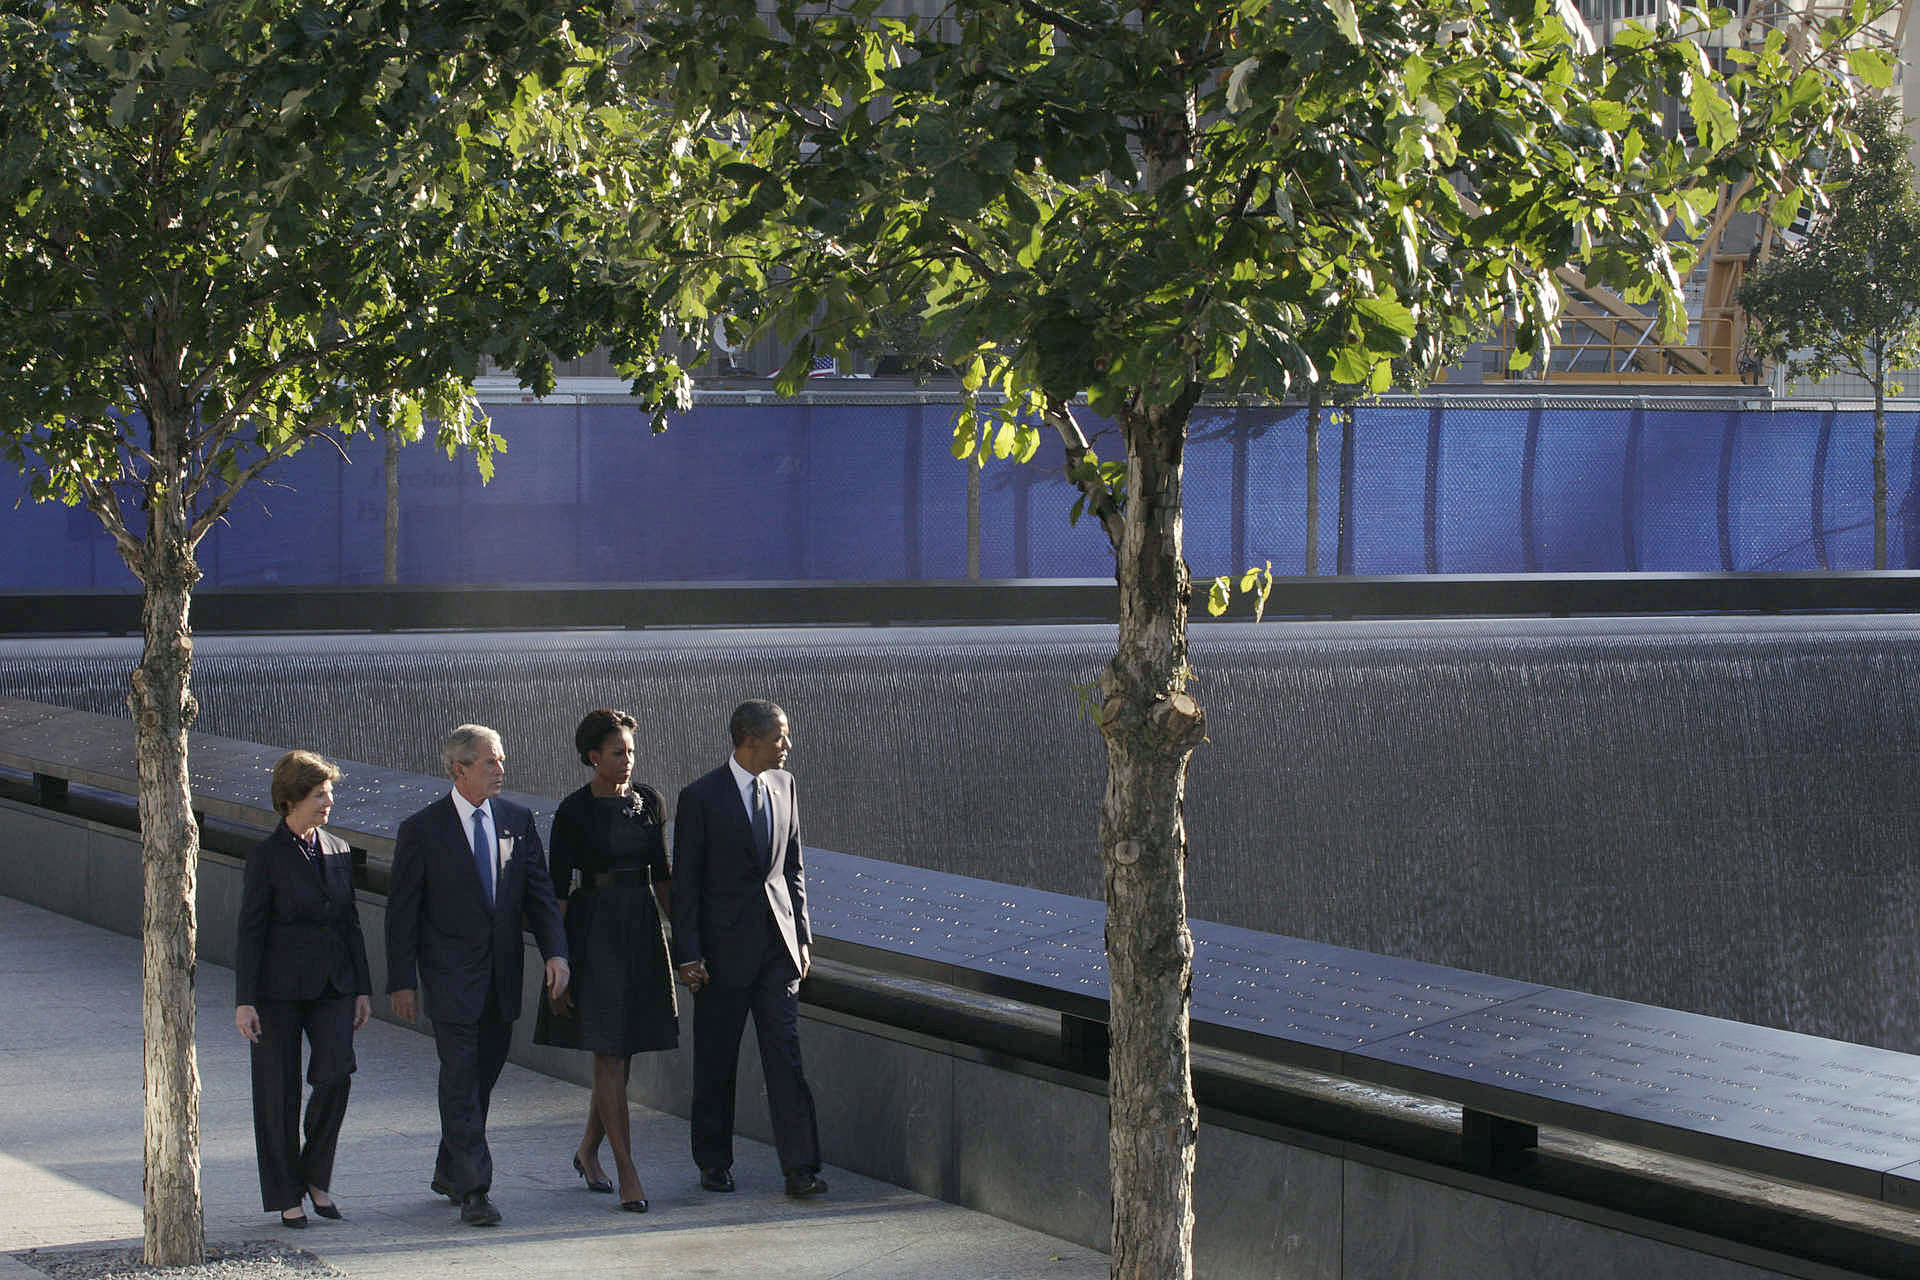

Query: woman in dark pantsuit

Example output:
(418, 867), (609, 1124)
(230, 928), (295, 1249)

(235, 751), (371, 1227)
(534, 708), (678, 1213)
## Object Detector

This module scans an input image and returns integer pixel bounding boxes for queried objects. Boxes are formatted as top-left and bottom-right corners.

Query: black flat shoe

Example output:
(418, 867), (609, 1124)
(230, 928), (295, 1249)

(280, 1211), (307, 1229)
(573, 1153), (614, 1194)
(307, 1191), (342, 1220)
(620, 1198), (648, 1213)
(699, 1167), (735, 1193)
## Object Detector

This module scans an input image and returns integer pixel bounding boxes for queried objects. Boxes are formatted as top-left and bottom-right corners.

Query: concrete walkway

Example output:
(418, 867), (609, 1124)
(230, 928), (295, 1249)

(0, 896), (1107, 1280)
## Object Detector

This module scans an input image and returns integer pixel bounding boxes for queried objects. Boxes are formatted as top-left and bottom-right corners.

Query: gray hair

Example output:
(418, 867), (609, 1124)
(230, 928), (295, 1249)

(443, 724), (503, 776)
(728, 700), (786, 747)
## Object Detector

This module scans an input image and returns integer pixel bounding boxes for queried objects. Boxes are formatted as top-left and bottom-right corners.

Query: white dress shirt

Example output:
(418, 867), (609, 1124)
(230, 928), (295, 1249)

(727, 755), (768, 820)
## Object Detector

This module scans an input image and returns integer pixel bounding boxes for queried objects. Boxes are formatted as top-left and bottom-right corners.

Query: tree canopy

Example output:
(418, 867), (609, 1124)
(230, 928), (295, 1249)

(1740, 92), (1920, 567)
(0, 0), (709, 557)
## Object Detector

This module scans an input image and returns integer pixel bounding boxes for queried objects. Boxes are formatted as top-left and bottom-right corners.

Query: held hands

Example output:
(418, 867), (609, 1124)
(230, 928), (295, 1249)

(235, 1004), (261, 1043)
(353, 994), (371, 1030)
(676, 960), (709, 994)
(545, 956), (570, 1001)
(390, 988), (417, 1023)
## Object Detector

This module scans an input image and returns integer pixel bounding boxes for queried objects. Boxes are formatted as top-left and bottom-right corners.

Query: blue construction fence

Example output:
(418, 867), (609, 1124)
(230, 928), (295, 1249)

(6, 399), (1917, 588)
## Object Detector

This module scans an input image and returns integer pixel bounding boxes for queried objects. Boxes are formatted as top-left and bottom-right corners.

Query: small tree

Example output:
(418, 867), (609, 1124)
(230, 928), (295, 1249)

(0, 2), (696, 1262)
(1740, 95), (1920, 569)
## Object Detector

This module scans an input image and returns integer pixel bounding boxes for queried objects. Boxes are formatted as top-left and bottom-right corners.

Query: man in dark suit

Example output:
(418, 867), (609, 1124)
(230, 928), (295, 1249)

(673, 699), (826, 1197)
(387, 724), (569, 1226)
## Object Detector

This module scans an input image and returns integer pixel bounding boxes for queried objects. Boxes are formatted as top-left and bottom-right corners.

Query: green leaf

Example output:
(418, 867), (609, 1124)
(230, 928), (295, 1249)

(1768, 187), (1804, 229)
(951, 409), (978, 460)
(1847, 47), (1893, 90)
(1331, 347), (1372, 384)
(1688, 80), (1737, 152)
(1354, 296), (1416, 338)
(1207, 576), (1231, 617)
(1325, 0), (1363, 47)
(1589, 99), (1632, 131)
(1226, 58), (1259, 115)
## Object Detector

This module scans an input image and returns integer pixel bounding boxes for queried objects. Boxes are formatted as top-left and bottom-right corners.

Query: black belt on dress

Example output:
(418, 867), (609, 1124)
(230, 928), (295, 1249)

(592, 867), (651, 889)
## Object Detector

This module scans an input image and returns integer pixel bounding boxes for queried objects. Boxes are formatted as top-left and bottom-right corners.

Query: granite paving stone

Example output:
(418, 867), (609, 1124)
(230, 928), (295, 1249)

(0, 896), (1105, 1280)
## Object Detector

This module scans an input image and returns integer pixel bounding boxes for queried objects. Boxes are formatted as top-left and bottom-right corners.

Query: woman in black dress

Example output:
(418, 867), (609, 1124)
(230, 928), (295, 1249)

(234, 751), (371, 1227)
(535, 708), (678, 1212)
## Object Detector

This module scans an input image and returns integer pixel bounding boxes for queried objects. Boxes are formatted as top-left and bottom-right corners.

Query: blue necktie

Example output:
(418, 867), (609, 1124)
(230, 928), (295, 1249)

(472, 807), (495, 906)
(751, 777), (772, 853)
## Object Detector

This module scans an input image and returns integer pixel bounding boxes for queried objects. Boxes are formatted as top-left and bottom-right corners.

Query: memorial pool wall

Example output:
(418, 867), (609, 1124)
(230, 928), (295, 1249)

(3, 614), (1917, 1053)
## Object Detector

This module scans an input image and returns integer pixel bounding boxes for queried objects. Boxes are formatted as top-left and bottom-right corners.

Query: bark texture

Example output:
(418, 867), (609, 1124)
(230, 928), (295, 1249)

(132, 405), (205, 1267)
(1102, 399), (1203, 1280)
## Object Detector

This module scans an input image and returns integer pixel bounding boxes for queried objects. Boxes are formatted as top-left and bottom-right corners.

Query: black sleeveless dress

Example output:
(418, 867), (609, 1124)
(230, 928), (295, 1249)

(534, 784), (679, 1055)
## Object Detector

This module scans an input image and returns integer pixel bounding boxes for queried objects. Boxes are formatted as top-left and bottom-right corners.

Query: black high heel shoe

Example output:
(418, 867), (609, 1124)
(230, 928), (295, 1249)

(573, 1153), (614, 1194)
(620, 1193), (648, 1213)
(308, 1190), (342, 1220)
(280, 1210), (307, 1229)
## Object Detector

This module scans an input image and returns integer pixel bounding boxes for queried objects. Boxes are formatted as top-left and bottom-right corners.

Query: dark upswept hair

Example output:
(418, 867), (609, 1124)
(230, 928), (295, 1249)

(728, 699), (786, 747)
(270, 750), (342, 817)
(575, 708), (638, 765)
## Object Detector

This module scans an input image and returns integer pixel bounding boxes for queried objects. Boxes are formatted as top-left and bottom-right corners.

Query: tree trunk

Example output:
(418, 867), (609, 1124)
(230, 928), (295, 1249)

(384, 424), (401, 584)
(130, 408), (206, 1267)
(1304, 390), (1322, 575)
(1102, 401), (1203, 1280)
(1873, 357), (1888, 570)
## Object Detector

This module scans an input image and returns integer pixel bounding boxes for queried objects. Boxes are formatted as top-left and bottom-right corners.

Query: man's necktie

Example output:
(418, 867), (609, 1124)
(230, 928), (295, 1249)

(751, 777), (772, 853)
(472, 807), (495, 906)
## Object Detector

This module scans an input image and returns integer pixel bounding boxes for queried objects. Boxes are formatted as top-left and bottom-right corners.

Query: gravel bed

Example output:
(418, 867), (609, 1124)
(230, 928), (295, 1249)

(13, 1243), (343, 1280)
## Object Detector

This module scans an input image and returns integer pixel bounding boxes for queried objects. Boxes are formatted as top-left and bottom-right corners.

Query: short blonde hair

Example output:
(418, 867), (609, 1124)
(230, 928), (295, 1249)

(271, 750), (342, 817)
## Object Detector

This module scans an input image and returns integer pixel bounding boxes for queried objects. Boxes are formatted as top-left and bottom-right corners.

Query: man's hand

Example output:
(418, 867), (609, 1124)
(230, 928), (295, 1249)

(545, 956), (570, 1000)
(390, 988), (417, 1022)
(677, 960), (709, 994)
(352, 995), (371, 1031)
(798, 945), (811, 981)
(235, 1004), (261, 1043)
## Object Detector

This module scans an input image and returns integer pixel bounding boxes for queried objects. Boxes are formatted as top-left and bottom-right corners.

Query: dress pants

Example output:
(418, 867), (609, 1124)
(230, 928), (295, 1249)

(690, 925), (820, 1176)
(250, 992), (357, 1212)
(431, 988), (514, 1197)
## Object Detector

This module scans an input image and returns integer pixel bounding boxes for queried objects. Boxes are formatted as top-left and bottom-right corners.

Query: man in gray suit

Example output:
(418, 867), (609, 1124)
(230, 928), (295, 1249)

(672, 700), (825, 1197)
(387, 724), (569, 1226)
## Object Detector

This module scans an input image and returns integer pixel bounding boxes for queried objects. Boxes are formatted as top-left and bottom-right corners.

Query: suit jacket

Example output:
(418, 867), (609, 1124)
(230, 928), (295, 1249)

(671, 762), (809, 987)
(385, 794), (566, 1024)
(235, 822), (371, 1006)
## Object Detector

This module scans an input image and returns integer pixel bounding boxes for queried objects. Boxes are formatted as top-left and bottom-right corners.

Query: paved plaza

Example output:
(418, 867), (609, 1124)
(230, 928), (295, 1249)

(0, 896), (1106, 1280)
